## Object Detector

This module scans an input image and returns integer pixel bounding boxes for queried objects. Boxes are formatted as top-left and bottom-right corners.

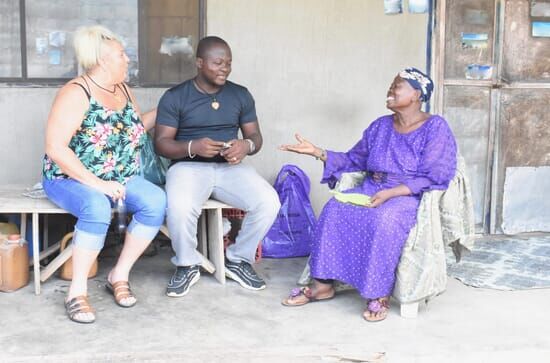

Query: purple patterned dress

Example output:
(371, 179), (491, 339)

(310, 114), (457, 299)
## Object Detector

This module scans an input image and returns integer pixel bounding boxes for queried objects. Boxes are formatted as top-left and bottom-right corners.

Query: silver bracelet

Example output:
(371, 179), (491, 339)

(188, 140), (196, 159)
(245, 139), (256, 154)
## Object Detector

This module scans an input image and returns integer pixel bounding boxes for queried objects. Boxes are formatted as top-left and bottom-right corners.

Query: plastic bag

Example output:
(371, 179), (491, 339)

(140, 132), (169, 185)
(262, 164), (316, 258)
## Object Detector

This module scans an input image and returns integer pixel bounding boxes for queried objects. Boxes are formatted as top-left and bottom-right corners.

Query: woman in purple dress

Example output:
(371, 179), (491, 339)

(279, 68), (457, 322)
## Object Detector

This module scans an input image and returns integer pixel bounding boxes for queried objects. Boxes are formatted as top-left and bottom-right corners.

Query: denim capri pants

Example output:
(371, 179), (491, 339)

(42, 176), (166, 250)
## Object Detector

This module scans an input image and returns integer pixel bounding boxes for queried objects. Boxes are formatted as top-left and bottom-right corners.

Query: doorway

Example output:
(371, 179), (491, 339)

(434, 0), (550, 234)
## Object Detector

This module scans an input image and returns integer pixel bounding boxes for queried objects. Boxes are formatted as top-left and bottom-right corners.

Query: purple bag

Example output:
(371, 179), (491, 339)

(262, 164), (316, 258)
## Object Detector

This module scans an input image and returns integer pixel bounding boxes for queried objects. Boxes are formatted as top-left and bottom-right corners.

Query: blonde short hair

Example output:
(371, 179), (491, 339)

(73, 25), (121, 72)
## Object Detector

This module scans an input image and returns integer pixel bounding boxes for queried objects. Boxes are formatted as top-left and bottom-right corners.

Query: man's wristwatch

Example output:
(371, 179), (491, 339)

(245, 139), (256, 154)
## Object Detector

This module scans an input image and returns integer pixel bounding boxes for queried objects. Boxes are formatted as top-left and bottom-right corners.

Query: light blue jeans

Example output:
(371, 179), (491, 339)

(165, 162), (280, 266)
(42, 176), (167, 250)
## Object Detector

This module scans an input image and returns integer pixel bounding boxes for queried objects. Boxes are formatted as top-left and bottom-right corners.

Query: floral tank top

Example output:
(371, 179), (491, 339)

(42, 82), (146, 185)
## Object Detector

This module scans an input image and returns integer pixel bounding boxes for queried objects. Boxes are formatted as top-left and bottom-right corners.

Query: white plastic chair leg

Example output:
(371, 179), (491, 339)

(400, 302), (419, 319)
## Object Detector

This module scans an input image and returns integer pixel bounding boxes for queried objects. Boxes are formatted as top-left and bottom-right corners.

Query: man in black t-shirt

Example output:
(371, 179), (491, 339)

(155, 36), (280, 297)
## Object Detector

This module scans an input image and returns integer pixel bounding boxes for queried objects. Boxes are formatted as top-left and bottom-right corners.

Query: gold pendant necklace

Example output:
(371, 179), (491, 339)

(194, 79), (221, 110)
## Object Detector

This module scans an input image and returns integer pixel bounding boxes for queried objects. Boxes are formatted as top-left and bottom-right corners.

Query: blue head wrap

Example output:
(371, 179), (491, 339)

(398, 67), (434, 102)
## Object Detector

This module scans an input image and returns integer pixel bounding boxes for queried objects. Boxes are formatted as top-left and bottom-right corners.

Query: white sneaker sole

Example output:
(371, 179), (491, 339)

(225, 268), (266, 291)
(166, 272), (200, 297)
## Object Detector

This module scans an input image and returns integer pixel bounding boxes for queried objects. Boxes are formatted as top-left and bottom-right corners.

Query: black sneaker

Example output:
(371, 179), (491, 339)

(166, 265), (200, 297)
(224, 259), (266, 291)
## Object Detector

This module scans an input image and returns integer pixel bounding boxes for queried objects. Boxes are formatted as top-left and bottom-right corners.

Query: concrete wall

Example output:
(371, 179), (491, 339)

(207, 0), (428, 212)
(0, 0), (428, 214)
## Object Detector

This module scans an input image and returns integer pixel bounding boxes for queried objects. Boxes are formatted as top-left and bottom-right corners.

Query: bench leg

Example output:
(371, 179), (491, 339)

(20, 213), (27, 241)
(32, 213), (41, 295)
(40, 243), (73, 282)
(29, 241), (61, 267)
(159, 223), (216, 274)
(400, 302), (419, 319)
(207, 208), (225, 284)
(43, 215), (49, 249)
(198, 212), (207, 255)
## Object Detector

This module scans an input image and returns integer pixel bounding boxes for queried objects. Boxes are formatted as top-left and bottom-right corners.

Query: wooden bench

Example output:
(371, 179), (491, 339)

(0, 185), (234, 294)
(0, 185), (67, 295)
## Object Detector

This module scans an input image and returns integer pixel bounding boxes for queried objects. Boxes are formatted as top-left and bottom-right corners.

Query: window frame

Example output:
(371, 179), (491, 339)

(137, 0), (206, 87)
(0, 0), (206, 87)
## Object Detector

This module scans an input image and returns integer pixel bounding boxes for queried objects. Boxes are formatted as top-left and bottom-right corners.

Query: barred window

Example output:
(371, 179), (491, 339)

(0, 0), (204, 86)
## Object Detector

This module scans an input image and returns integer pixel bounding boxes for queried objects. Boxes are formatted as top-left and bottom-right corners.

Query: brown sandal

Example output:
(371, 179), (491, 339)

(363, 298), (390, 322)
(281, 286), (335, 307)
(65, 295), (96, 324)
(106, 281), (137, 308)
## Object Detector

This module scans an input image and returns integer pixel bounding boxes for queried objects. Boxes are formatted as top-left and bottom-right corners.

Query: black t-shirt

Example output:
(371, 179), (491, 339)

(156, 79), (257, 162)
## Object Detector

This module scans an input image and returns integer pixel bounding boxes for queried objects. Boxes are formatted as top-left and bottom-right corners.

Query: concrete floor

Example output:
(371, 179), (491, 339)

(1, 242), (550, 363)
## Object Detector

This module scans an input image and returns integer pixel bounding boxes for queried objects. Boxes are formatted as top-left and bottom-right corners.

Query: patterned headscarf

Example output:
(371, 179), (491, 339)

(398, 67), (434, 102)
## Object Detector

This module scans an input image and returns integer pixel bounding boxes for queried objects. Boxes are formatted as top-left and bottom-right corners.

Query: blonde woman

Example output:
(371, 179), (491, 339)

(42, 25), (166, 323)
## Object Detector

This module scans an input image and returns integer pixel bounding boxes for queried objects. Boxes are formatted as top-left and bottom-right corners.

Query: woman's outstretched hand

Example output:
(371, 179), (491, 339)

(279, 134), (318, 156)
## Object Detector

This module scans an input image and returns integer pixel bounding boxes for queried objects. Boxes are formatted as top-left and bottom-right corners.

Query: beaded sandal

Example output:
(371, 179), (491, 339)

(363, 298), (390, 322)
(281, 286), (334, 307)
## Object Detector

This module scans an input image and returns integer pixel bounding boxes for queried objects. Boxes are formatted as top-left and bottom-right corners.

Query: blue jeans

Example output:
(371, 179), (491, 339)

(42, 176), (167, 250)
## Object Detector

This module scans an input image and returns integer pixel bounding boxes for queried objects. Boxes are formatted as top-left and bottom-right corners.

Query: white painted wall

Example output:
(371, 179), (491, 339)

(207, 0), (428, 212)
(0, 0), (428, 214)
